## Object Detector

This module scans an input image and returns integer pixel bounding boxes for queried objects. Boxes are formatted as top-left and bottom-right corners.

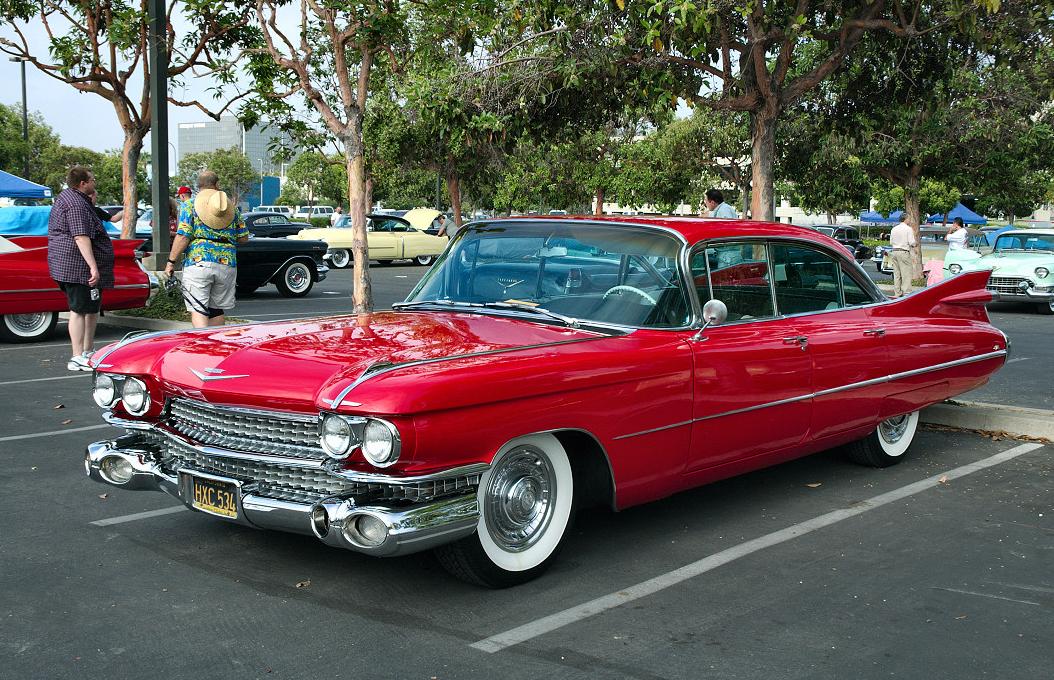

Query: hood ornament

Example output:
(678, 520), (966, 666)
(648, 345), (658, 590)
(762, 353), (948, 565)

(190, 367), (250, 382)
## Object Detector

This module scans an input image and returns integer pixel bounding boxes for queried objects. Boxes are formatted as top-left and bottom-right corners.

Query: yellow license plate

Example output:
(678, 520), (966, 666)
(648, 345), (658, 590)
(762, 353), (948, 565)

(191, 476), (238, 518)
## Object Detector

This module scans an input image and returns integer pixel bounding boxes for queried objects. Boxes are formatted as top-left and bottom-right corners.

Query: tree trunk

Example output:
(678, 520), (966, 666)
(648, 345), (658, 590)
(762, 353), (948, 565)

(594, 187), (604, 216)
(364, 175), (373, 215)
(447, 174), (462, 227)
(903, 169), (923, 277)
(749, 105), (779, 222)
(345, 125), (372, 314)
(120, 131), (145, 239)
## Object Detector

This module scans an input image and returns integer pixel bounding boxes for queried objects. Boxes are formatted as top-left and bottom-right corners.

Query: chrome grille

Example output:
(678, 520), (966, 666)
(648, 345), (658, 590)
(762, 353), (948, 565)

(166, 398), (323, 460)
(987, 276), (1028, 295)
(140, 430), (483, 504)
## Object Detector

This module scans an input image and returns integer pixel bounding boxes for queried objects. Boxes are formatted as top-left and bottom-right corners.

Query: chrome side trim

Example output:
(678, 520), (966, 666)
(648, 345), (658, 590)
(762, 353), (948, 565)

(113, 283), (150, 290)
(613, 349), (1008, 440)
(0, 287), (61, 294)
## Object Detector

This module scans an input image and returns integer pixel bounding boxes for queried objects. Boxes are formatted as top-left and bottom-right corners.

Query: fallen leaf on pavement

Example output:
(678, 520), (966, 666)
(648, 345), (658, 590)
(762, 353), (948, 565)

(295, 580), (310, 588)
(98, 494), (108, 500)
(806, 483), (822, 488)
(938, 475), (948, 484)
(53, 404), (64, 409)
(61, 419), (73, 425)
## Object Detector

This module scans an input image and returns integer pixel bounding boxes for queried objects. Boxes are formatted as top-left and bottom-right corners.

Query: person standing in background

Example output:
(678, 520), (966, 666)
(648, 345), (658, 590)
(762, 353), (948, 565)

(331, 206), (344, 226)
(47, 166), (114, 371)
(889, 217), (918, 298)
(946, 217), (968, 251)
(704, 189), (738, 218)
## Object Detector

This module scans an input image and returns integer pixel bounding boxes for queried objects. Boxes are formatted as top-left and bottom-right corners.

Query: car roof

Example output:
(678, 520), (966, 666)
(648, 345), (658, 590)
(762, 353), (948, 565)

(482, 215), (839, 249)
(244, 211), (295, 219)
(997, 229), (1054, 236)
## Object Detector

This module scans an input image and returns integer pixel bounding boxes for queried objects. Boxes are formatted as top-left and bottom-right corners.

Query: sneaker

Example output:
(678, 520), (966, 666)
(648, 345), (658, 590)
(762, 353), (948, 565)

(67, 355), (91, 371)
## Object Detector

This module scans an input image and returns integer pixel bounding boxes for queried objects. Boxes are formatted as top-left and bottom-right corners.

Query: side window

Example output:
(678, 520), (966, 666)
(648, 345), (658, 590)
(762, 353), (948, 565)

(707, 242), (774, 321)
(841, 267), (876, 306)
(771, 244), (841, 314)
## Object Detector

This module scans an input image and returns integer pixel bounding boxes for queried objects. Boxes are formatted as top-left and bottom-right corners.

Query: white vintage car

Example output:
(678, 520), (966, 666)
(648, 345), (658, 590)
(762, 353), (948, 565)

(288, 213), (449, 268)
(944, 228), (1054, 314)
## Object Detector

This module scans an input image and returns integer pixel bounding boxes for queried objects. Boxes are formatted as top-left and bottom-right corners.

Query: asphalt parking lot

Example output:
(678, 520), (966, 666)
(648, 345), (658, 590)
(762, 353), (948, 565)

(1, 265), (1051, 679)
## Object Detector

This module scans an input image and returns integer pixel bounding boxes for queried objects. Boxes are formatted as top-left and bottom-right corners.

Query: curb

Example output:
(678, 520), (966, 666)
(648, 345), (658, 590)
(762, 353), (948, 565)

(922, 399), (1054, 442)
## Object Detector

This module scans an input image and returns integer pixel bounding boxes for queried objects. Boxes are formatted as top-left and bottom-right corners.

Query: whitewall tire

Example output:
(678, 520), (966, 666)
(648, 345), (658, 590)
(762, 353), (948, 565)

(435, 433), (574, 587)
(329, 249), (350, 269)
(844, 411), (920, 467)
(0, 311), (58, 343)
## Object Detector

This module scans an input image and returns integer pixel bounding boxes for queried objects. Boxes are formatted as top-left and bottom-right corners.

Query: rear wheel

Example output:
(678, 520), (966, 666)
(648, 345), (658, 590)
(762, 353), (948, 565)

(377, 260), (395, 266)
(434, 434), (574, 588)
(414, 254), (435, 266)
(275, 261), (314, 297)
(844, 411), (920, 468)
(329, 249), (350, 269)
(0, 311), (58, 343)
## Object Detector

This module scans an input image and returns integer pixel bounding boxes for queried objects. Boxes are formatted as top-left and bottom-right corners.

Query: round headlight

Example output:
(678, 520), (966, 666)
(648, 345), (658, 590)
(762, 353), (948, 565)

(949, 264), (962, 274)
(121, 377), (150, 415)
(320, 414), (353, 459)
(100, 456), (134, 485)
(93, 374), (117, 408)
(1035, 267), (1049, 279)
(361, 419), (400, 467)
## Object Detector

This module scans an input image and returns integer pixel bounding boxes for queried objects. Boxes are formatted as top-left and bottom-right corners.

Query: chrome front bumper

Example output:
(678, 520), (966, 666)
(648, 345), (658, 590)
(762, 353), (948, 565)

(987, 287), (1054, 303)
(85, 435), (480, 557)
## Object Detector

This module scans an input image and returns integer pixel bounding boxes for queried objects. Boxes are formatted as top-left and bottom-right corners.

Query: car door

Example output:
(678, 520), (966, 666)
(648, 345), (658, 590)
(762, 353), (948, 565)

(768, 242), (889, 440)
(368, 218), (401, 260)
(687, 241), (812, 472)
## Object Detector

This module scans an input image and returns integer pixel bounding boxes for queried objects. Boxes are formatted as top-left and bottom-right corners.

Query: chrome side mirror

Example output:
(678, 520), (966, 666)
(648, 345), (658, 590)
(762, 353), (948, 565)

(692, 299), (727, 341)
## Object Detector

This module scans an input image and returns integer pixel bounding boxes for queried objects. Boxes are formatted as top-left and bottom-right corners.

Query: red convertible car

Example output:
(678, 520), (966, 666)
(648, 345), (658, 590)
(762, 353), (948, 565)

(83, 217), (1007, 586)
(0, 235), (151, 342)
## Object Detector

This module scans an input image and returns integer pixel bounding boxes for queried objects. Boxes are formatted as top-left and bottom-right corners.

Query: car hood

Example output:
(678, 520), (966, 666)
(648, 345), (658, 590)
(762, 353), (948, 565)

(964, 251), (1054, 275)
(109, 312), (607, 412)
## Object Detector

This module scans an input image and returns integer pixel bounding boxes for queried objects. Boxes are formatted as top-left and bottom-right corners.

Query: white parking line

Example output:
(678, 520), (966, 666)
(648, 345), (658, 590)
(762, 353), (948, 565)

(1007, 357), (1030, 364)
(0, 424), (111, 443)
(0, 374), (91, 386)
(91, 506), (186, 526)
(0, 341), (71, 352)
(470, 442), (1045, 654)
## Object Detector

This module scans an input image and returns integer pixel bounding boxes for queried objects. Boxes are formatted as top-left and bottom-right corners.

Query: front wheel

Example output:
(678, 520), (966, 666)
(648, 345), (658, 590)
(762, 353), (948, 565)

(844, 411), (920, 468)
(1036, 301), (1054, 315)
(414, 254), (435, 266)
(434, 434), (574, 588)
(329, 249), (350, 269)
(0, 311), (58, 343)
(275, 261), (314, 297)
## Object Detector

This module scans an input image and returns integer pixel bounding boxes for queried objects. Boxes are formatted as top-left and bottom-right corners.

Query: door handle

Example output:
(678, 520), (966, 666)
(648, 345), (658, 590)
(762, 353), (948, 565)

(863, 328), (886, 336)
(782, 336), (808, 349)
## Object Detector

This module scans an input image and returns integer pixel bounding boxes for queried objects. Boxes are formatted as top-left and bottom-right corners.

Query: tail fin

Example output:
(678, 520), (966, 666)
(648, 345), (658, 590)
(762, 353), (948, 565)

(872, 269), (993, 322)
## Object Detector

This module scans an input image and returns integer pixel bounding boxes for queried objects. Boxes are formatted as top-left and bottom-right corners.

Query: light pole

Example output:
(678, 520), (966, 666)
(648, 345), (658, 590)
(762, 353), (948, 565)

(9, 56), (29, 178)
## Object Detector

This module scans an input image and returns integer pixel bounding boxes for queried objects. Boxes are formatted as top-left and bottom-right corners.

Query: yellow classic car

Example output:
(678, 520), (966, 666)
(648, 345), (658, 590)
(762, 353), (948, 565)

(289, 213), (449, 268)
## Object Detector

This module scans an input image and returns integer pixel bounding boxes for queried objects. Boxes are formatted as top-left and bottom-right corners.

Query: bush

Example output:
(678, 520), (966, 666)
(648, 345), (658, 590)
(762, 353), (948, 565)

(309, 216), (330, 229)
(113, 279), (190, 322)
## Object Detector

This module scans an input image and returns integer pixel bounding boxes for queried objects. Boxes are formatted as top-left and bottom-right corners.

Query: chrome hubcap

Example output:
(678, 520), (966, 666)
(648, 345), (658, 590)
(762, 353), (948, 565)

(484, 447), (556, 552)
(332, 250), (349, 267)
(287, 265), (309, 291)
(879, 415), (910, 444)
(8, 312), (50, 334)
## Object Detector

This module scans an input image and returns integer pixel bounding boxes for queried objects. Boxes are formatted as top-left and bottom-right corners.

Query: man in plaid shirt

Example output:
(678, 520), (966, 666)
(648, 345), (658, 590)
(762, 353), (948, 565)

(48, 166), (114, 371)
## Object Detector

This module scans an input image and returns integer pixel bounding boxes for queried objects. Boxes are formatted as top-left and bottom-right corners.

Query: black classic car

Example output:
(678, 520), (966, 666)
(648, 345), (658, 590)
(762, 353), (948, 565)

(242, 211), (313, 239)
(137, 235), (328, 298)
(810, 226), (873, 261)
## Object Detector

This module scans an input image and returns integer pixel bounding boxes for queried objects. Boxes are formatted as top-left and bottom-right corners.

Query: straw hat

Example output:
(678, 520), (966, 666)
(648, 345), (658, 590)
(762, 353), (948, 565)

(194, 188), (236, 231)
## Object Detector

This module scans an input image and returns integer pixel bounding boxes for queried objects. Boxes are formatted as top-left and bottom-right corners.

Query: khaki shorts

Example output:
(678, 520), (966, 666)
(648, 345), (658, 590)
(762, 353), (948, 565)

(182, 261), (237, 312)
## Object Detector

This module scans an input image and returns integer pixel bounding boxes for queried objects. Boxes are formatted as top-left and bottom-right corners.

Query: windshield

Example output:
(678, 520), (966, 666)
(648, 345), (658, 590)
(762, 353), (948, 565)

(994, 233), (1054, 252)
(404, 221), (691, 328)
(815, 227), (835, 236)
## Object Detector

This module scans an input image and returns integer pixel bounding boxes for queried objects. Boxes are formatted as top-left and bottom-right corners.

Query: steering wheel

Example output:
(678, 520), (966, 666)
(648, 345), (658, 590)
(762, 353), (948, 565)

(602, 285), (657, 305)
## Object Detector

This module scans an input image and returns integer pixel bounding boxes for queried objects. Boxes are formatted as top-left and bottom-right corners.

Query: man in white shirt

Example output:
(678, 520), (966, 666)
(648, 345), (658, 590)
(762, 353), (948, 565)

(705, 189), (738, 218)
(946, 217), (968, 250)
(330, 206), (343, 226)
(889, 218), (918, 297)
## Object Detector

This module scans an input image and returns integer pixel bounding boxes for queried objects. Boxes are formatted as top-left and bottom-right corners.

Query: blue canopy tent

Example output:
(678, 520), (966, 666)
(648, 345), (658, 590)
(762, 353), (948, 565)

(859, 209), (904, 223)
(926, 202), (987, 225)
(0, 206), (121, 236)
(0, 169), (52, 199)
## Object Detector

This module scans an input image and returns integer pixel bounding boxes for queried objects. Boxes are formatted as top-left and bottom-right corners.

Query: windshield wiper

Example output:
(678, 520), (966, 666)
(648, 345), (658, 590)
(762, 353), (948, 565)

(481, 301), (580, 328)
(392, 299), (483, 310)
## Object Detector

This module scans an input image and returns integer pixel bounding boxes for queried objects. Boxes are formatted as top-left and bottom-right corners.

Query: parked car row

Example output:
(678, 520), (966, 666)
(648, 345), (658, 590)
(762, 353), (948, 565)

(944, 228), (1054, 314)
(288, 213), (449, 268)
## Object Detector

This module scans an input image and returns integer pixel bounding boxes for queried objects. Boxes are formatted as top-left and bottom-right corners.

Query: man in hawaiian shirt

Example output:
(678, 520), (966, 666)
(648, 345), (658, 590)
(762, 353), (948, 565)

(163, 171), (248, 327)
